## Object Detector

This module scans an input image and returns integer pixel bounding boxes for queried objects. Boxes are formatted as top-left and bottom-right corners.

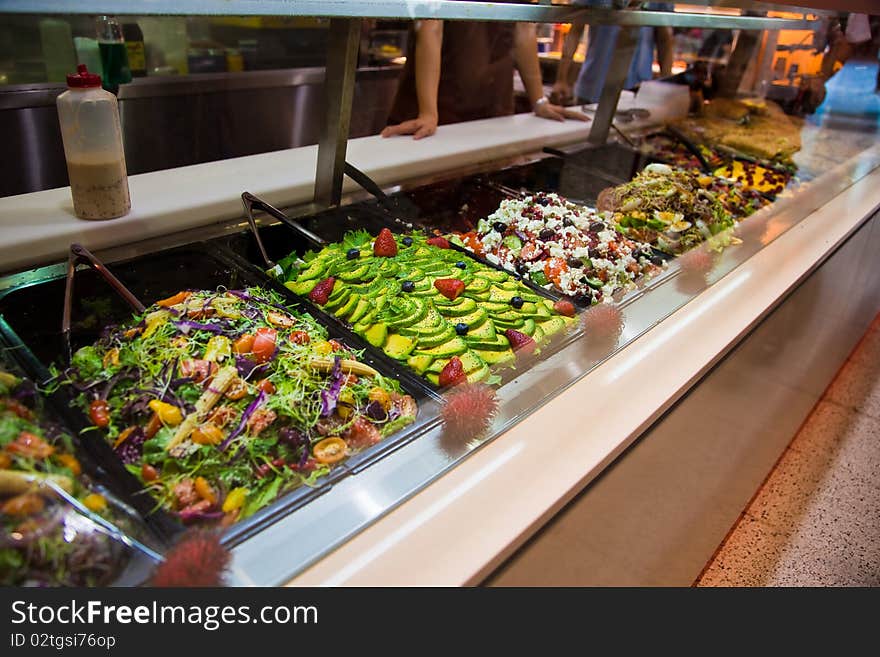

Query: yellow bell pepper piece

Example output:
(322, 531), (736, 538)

(148, 400), (183, 426)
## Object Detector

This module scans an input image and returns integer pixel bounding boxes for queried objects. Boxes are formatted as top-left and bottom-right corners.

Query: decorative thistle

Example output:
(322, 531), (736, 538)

(678, 247), (715, 278)
(581, 302), (624, 345)
(441, 383), (499, 442)
(150, 530), (230, 587)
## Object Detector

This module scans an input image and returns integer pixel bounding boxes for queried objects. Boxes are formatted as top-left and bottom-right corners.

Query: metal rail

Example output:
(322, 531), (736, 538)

(1, 2), (817, 29)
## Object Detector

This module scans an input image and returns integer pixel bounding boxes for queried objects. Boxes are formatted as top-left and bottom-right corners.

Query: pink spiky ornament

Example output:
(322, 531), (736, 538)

(678, 247), (715, 278)
(441, 383), (499, 441)
(581, 302), (624, 344)
(150, 530), (230, 587)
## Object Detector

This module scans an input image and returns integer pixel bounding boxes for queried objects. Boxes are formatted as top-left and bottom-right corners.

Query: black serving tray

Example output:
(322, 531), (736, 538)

(0, 243), (441, 547)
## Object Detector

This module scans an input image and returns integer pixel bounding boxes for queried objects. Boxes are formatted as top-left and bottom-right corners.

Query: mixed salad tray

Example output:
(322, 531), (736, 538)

(0, 244), (437, 545)
(0, 356), (157, 586)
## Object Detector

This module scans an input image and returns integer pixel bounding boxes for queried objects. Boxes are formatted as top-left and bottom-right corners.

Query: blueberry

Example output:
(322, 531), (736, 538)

(402, 281), (415, 293)
(455, 323), (469, 336)
(402, 236), (413, 247)
(493, 222), (506, 233)
(539, 229), (555, 241)
(589, 221), (605, 233)
(346, 248), (360, 260)
(510, 296), (524, 309)
(455, 261), (467, 269)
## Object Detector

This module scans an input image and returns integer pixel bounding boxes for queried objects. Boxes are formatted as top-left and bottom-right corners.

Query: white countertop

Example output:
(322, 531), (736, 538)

(0, 113), (590, 273)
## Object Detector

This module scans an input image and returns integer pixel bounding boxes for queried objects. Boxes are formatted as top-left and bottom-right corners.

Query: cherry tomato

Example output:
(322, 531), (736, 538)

(156, 291), (191, 307)
(141, 463), (159, 482)
(224, 378), (249, 401)
(257, 378), (276, 395)
(252, 328), (277, 364)
(88, 400), (111, 428)
(328, 339), (345, 352)
(312, 436), (348, 465)
(288, 330), (310, 345)
(233, 334), (255, 354)
(5, 432), (54, 459)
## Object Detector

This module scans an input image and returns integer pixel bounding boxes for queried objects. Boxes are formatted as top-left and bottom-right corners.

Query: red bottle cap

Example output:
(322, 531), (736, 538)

(67, 64), (102, 88)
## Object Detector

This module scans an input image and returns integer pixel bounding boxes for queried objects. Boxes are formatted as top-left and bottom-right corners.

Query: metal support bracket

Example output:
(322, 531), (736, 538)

(588, 26), (639, 146)
(314, 17), (362, 208)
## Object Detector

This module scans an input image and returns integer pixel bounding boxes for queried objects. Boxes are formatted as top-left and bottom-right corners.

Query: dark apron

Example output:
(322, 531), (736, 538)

(388, 21), (516, 126)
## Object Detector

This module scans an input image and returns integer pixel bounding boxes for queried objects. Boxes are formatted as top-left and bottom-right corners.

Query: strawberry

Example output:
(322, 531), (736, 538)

(434, 278), (465, 300)
(553, 299), (576, 317)
(373, 228), (398, 257)
(438, 357), (467, 387)
(504, 329), (537, 355)
(308, 277), (335, 305)
(426, 236), (450, 249)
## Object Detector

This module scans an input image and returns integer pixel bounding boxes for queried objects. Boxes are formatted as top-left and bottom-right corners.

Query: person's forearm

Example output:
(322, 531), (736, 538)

(655, 26), (674, 77)
(514, 22), (545, 106)
(414, 19), (443, 120)
(557, 21), (585, 84)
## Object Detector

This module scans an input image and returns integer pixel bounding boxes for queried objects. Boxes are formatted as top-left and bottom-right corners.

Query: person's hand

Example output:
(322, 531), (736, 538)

(381, 113), (439, 140)
(534, 98), (589, 123)
(550, 80), (573, 106)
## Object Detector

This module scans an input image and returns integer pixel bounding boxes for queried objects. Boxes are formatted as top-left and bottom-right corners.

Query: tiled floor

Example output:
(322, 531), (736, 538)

(696, 314), (880, 586)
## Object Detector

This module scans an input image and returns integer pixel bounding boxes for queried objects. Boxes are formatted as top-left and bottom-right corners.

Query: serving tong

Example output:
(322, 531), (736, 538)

(62, 243), (146, 364)
(241, 191), (326, 272)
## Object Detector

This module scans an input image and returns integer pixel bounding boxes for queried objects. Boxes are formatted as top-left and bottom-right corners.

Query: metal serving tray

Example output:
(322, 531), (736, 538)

(0, 243), (441, 547)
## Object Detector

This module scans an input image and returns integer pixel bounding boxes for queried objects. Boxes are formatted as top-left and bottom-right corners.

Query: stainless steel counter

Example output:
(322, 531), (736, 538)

(0, 66), (402, 197)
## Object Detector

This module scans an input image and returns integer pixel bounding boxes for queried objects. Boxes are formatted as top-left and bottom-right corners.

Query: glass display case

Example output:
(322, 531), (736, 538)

(1, 1), (878, 586)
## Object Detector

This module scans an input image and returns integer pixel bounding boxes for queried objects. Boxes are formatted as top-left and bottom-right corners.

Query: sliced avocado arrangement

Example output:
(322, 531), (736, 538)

(282, 231), (575, 385)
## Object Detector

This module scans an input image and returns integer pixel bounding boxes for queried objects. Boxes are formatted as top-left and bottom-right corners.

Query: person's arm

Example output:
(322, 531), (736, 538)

(513, 22), (589, 122)
(381, 19), (443, 139)
(552, 20), (585, 103)
(655, 26), (674, 77)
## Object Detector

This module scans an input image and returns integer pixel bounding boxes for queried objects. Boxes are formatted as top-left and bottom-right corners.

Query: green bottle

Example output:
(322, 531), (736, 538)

(96, 15), (132, 93)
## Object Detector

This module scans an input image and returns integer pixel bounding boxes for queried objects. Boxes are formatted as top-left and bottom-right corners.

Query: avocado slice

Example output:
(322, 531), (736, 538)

(454, 308), (488, 330)
(383, 333), (416, 360)
(474, 269), (508, 283)
(347, 298), (372, 324)
(475, 348), (515, 366)
(457, 351), (486, 374)
(323, 287), (351, 312)
(418, 325), (456, 349)
(285, 279), (317, 296)
(439, 298), (477, 317)
(412, 336), (468, 358)
(466, 277), (491, 293)
(538, 316), (568, 337)
(466, 333), (511, 351)
(407, 354), (434, 375)
(364, 323), (388, 348)
(336, 293), (360, 318)
(337, 264), (370, 282)
(519, 318), (536, 336)
(467, 319), (496, 340)
(296, 259), (327, 281)
(466, 363), (491, 383)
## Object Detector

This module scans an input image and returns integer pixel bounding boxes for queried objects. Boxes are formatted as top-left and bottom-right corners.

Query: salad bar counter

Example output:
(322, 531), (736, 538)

(2, 86), (880, 583)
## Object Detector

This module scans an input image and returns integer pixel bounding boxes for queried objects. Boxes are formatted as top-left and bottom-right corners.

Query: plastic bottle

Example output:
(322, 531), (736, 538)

(56, 64), (131, 220)
(122, 22), (146, 77)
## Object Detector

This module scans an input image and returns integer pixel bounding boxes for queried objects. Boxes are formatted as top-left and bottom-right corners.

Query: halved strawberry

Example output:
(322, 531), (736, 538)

(505, 329), (536, 355)
(426, 236), (450, 249)
(309, 276), (335, 305)
(553, 299), (576, 317)
(438, 357), (467, 387)
(434, 278), (465, 300)
(373, 228), (398, 257)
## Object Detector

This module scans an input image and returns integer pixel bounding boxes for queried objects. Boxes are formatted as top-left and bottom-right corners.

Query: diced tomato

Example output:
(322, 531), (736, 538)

(233, 334), (255, 354)
(543, 257), (569, 287)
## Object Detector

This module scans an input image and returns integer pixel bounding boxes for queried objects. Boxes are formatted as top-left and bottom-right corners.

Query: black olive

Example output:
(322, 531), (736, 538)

(588, 247), (602, 259)
(589, 221), (605, 232)
(579, 276), (589, 285)
(402, 281), (415, 293)
(346, 248), (360, 260)
(573, 293), (592, 306)
(455, 323), (469, 336)
(515, 261), (529, 274)
(566, 257), (583, 268)
(536, 196), (550, 206)
(455, 261), (467, 269)
(402, 236), (414, 246)
(539, 228), (555, 241)
(651, 255), (663, 266)
(562, 217), (574, 227)
(493, 221), (506, 233)
(510, 296), (524, 309)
